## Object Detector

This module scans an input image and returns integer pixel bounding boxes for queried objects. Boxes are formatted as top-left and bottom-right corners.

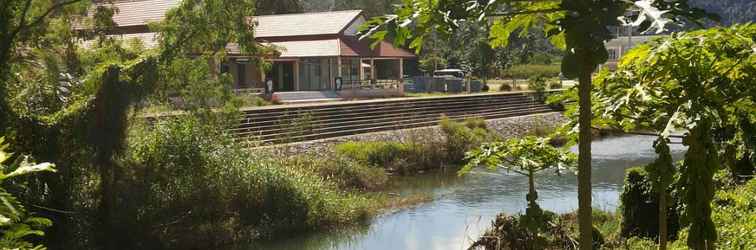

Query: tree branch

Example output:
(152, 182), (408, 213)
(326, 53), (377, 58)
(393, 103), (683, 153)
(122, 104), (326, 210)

(10, 0), (86, 40)
(17, 0), (34, 33)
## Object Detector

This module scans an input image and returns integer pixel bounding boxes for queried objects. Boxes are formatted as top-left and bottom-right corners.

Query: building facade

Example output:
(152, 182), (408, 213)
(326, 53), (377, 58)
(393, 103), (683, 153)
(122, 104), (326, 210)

(603, 35), (662, 70)
(97, 0), (416, 93)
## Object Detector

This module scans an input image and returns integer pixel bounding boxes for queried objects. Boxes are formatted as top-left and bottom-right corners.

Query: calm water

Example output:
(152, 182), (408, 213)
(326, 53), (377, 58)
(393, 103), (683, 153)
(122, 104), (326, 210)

(254, 135), (686, 250)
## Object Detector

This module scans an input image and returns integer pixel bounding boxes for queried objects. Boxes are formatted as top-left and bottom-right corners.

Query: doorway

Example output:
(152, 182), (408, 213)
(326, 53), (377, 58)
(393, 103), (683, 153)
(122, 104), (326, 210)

(271, 61), (295, 92)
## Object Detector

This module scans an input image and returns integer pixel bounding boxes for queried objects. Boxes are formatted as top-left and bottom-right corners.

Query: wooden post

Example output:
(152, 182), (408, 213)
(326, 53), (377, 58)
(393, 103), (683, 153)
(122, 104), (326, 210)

(370, 58), (376, 85)
(359, 58), (365, 81)
(337, 57), (343, 77)
(398, 58), (405, 95)
(398, 58), (404, 80)
(293, 60), (300, 91)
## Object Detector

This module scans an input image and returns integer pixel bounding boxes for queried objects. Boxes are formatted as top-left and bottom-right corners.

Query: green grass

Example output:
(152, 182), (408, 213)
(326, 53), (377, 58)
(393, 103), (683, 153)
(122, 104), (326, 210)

(501, 64), (562, 79)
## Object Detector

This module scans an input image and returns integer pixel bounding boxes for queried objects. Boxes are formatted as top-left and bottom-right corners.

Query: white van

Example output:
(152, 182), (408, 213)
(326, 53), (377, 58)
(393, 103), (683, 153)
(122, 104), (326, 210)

(433, 69), (465, 79)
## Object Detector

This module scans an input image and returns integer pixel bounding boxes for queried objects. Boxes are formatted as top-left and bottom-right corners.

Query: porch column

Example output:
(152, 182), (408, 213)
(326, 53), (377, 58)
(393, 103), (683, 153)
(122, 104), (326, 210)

(294, 60), (300, 91)
(398, 58), (405, 95)
(398, 58), (404, 80)
(259, 61), (266, 85)
(370, 58), (376, 83)
(359, 59), (365, 80)
(337, 57), (343, 77)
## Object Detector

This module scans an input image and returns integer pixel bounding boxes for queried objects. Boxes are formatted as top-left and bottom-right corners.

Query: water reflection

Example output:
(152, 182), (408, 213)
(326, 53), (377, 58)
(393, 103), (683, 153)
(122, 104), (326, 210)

(253, 135), (686, 250)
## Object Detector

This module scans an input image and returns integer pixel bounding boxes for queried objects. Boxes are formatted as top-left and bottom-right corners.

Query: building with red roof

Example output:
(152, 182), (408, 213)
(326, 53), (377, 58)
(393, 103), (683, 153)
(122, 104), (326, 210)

(93, 0), (416, 93)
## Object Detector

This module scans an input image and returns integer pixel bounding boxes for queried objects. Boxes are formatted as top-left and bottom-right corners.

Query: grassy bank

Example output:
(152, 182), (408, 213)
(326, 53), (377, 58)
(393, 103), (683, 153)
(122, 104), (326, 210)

(118, 117), (377, 249)
(333, 116), (497, 175)
(104, 115), (504, 249)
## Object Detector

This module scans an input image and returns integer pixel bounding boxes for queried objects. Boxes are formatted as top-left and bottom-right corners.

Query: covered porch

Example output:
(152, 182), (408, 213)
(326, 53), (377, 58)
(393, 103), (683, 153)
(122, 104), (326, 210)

(224, 38), (415, 97)
(225, 56), (408, 94)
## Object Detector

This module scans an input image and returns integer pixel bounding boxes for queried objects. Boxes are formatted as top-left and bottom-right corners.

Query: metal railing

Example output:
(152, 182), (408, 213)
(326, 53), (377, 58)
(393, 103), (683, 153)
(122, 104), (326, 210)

(340, 79), (401, 90)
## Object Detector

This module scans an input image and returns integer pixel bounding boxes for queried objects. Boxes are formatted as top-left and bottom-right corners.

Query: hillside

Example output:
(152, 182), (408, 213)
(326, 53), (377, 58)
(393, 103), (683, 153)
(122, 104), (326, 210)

(690, 0), (756, 25)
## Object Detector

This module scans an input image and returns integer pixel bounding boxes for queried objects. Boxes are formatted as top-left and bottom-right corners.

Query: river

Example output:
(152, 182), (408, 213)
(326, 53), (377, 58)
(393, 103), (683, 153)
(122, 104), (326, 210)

(253, 135), (687, 250)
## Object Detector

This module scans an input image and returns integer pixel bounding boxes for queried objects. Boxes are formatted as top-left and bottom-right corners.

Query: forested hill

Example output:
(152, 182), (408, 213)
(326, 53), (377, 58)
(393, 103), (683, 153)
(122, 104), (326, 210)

(293, 0), (756, 25)
(690, 0), (756, 25)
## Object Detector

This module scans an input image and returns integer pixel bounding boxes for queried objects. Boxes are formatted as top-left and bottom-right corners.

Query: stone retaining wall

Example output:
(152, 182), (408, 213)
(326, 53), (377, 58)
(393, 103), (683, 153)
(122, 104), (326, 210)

(258, 112), (565, 156)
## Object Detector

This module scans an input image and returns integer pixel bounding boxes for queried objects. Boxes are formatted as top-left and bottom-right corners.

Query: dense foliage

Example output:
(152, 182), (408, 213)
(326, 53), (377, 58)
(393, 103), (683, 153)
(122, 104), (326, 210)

(115, 117), (373, 249)
(594, 24), (755, 249)
(439, 117), (498, 163)
(462, 136), (576, 234)
(362, 1), (714, 247)
(623, 178), (756, 250)
(619, 167), (681, 240)
(0, 137), (56, 250)
(335, 117), (494, 174)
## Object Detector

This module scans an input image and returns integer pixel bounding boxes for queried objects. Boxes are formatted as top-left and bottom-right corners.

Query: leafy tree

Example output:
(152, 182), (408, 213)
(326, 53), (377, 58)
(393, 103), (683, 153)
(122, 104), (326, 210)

(3, 0), (261, 248)
(152, 0), (261, 114)
(0, 0), (91, 134)
(361, 1), (714, 248)
(257, 0), (304, 15)
(593, 24), (755, 249)
(461, 136), (576, 235)
(0, 137), (56, 249)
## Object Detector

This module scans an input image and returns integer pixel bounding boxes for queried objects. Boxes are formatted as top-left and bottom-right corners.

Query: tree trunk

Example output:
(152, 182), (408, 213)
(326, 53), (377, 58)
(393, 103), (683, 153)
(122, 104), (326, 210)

(577, 66), (593, 250)
(527, 169), (537, 206)
(0, 5), (14, 134)
(659, 189), (667, 250)
(99, 159), (115, 250)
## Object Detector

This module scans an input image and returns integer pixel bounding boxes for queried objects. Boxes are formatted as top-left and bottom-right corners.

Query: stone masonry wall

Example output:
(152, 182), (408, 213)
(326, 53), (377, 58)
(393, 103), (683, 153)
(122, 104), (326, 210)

(258, 112), (566, 156)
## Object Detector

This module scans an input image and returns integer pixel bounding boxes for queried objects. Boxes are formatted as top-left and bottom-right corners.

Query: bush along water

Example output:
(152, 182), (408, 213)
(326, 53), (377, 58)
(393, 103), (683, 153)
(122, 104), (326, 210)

(113, 116), (373, 249)
(335, 117), (499, 174)
(463, 135), (581, 249)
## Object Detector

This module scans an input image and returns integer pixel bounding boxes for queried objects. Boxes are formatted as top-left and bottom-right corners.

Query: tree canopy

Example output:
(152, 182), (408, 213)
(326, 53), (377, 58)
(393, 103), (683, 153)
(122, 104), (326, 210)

(593, 24), (756, 249)
(360, 1), (716, 249)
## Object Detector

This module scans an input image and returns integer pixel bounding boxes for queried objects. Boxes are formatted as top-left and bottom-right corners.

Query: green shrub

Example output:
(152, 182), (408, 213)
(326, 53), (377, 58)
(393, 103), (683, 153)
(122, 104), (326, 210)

(335, 141), (443, 174)
(548, 79), (562, 89)
(624, 179), (756, 250)
(470, 210), (608, 250)
(619, 167), (681, 241)
(440, 117), (497, 163)
(287, 155), (388, 191)
(685, 178), (756, 249)
(502, 64), (561, 79)
(499, 83), (513, 91)
(528, 74), (547, 92)
(335, 141), (409, 167)
(119, 117), (370, 249)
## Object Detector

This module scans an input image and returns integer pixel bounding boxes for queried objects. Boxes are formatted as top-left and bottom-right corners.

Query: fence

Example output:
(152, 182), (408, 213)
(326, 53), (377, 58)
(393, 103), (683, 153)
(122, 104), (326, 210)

(340, 79), (402, 90)
(406, 77), (484, 93)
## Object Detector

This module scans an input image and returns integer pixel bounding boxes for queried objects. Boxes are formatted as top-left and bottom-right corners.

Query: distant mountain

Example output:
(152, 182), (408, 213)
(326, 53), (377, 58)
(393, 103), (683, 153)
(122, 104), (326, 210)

(299, 0), (755, 25)
(688, 0), (755, 25)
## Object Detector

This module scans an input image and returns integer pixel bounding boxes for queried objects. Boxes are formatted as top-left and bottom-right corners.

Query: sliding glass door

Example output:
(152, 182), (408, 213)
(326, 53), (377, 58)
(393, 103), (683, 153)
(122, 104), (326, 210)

(299, 57), (337, 91)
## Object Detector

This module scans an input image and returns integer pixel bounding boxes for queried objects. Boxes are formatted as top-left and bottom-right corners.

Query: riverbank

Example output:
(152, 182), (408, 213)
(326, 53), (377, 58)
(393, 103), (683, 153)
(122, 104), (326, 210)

(253, 135), (690, 250)
(468, 167), (756, 250)
(83, 112), (564, 249)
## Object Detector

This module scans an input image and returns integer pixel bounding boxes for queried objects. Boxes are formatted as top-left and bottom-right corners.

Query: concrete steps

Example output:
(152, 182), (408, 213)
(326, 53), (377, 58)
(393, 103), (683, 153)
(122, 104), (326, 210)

(234, 92), (559, 145)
